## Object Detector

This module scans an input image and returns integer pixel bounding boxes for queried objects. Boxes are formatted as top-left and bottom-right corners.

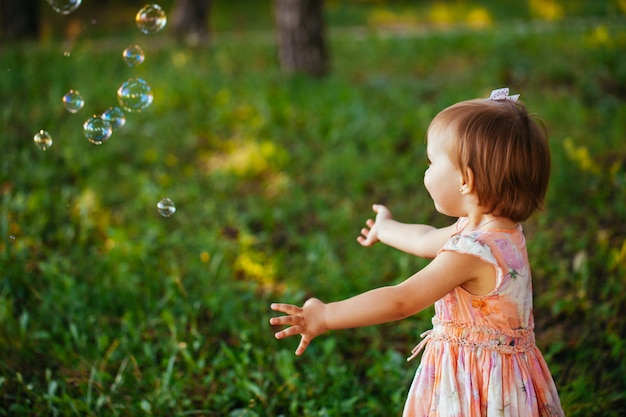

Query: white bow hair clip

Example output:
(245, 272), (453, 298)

(488, 88), (520, 102)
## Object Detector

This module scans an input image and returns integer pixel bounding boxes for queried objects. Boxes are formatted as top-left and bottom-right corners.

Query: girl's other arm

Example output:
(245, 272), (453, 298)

(357, 204), (457, 258)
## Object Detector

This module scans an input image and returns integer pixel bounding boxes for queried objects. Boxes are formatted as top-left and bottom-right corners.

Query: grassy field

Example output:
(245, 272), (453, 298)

(1, 1), (626, 416)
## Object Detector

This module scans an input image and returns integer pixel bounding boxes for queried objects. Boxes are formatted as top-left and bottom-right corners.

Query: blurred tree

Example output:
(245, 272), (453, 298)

(274, 0), (329, 77)
(0, 0), (40, 40)
(171, 0), (211, 46)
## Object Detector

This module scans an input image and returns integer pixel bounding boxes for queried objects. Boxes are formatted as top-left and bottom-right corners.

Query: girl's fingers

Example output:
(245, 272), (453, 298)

(274, 325), (303, 340)
(295, 335), (311, 356)
(269, 304), (305, 339)
(269, 314), (303, 326)
(270, 303), (302, 314)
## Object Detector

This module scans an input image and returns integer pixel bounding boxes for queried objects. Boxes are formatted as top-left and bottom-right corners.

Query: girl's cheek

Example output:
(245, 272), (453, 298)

(423, 171), (433, 192)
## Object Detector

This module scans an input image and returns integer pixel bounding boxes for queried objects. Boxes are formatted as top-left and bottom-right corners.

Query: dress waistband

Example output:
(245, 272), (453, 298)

(407, 317), (536, 361)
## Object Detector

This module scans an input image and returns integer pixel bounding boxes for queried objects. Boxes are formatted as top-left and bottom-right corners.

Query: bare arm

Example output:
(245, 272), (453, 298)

(357, 204), (458, 258)
(270, 250), (493, 355)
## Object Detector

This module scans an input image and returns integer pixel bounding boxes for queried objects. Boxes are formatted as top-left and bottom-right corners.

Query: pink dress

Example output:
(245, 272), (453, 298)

(403, 219), (564, 417)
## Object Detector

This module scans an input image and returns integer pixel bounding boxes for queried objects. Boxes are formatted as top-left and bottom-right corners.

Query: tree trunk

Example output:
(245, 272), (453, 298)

(0, 0), (40, 41)
(171, 0), (211, 46)
(274, 0), (329, 77)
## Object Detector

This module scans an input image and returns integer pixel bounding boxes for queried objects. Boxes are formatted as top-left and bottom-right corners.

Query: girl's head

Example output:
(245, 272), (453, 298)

(426, 93), (550, 223)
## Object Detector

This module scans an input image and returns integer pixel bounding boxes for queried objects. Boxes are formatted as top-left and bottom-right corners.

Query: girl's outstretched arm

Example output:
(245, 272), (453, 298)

(357, 204), (457, 258)
(270, 249), (495, 355)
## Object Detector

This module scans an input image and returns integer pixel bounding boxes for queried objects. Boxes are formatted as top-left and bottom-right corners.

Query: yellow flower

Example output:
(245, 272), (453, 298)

(200, 251), (211, 263)
(529, 0), (563, 21)
(563, 138), (600, 175)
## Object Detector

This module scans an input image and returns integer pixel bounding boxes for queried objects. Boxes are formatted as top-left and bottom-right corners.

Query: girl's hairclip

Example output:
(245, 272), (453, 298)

(488, 88), (520, 102)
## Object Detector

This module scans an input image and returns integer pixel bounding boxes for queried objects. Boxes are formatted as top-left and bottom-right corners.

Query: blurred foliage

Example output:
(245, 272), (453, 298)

(1, 0), (625, 416)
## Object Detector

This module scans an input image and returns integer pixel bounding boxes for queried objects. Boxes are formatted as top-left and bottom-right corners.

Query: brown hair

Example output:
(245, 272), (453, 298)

(427, 98), (550, 222)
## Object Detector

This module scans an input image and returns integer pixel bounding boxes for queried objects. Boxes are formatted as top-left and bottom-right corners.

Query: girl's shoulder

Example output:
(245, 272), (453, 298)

(439, 228), (530, 299)
(442, 219), (529, 281)
(441, 231), (498, 268)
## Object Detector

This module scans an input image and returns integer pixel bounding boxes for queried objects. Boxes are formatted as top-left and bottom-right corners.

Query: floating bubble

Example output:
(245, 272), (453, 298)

(136, 4), (167, 35)
(101, 107), (126, 130)
(83, 115), (112, 145)
(62, 89), (84, 113)
(122, 44), (145, 67)
(117, 78), (153, 112)
(157, 198), (176, 217)
(46, 0), (82, 15)
(34, 130), (53, 151)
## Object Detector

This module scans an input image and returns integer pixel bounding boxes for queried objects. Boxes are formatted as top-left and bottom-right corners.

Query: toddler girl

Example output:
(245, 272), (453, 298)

(270, 88), (564, 416)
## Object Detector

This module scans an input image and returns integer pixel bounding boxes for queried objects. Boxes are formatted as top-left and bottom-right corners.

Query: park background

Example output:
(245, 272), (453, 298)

(1, 0), (625, 415)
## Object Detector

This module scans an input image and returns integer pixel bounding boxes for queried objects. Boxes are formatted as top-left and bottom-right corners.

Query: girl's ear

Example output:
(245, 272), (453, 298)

(460, 167), (475, 194)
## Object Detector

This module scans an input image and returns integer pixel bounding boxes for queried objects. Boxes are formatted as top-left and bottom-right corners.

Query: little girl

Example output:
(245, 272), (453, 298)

(269, 88), (564, 417)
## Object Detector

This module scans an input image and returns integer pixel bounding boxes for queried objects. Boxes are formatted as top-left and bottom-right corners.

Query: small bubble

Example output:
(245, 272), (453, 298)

(62, 89), (85, 113)
(117, 78), (153, 112)
(157, 198), (176, 217)
(136, 4), (167, 35)
(46, 0), (82, 15)
(122, 44), (145, 67)
(83, 116), (112, 145)
(101, 107), (126, 130)
(34, 130), (53, 151)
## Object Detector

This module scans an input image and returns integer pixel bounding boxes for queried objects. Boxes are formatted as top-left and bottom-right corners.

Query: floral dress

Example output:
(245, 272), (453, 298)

(403, 219), (564, 417)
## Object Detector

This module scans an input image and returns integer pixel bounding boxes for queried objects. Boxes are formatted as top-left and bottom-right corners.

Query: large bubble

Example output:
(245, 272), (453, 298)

(34, 130), (53, 151)
(101, 107), (126, 130)
(46, 0), (82, 15)
(117, 78), (154, 112)
(157, 198), (176, 217)
(122, 44), (145, 67)
(136, 4), (167, 35)
(62, 89), (85, 113)
(83, 115), (113, 145)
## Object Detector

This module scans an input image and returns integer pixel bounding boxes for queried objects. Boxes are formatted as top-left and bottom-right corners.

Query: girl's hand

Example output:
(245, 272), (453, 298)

(270, 298), (328, 356)
(357, 204), (393, 247)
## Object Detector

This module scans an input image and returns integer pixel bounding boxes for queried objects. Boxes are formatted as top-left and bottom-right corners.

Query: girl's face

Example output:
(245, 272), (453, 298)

(423, 129), (466, 217)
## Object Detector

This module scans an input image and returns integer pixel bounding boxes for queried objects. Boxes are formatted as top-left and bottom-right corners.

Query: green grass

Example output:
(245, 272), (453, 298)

(1, 2), (626, 416)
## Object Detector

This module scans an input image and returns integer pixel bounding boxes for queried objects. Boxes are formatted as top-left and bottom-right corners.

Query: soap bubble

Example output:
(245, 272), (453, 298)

(117, 78), (153, 112)
(157, 198), (176, 217)
(136, 4), (167, 35)
(101, 107), (126, 130)
(122, 44), (145, 67)
(46, 0), (82, 15)
(62, 89), (84, 113)
(34, 130), (53, 151)
(83, 115), (112, 145)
